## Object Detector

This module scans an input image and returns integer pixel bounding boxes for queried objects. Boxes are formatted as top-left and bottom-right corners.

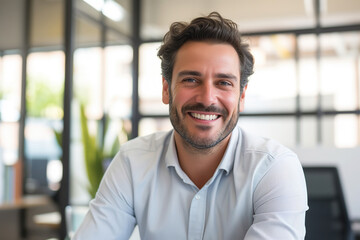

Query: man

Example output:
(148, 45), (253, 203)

(74, 12), (308, 240)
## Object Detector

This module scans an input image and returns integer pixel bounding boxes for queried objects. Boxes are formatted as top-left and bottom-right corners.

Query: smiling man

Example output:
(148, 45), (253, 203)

(74, 12), (308, 240)
(163, 41), (245, 189)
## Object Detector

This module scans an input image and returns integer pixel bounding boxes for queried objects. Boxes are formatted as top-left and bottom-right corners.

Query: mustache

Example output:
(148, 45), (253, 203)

(181, 103), (228, 116)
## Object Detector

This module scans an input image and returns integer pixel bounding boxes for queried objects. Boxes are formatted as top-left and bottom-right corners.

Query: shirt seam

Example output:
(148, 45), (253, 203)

(244, 148), (294, 160)
(251, 152), (299, 213)
(97, 189), (134, 215)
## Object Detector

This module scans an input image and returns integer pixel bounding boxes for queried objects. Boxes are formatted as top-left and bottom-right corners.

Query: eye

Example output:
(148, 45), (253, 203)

(218, 80), (232, 87)
(182, 78), (197, 83)
(181, 78), (199, 87)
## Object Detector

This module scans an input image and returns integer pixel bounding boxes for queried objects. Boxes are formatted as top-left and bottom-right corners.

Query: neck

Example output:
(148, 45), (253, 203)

(174, 133), (231, 189)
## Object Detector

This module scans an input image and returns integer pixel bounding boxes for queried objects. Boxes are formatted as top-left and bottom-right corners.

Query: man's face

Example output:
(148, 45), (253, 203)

(162, 41), (246, 149)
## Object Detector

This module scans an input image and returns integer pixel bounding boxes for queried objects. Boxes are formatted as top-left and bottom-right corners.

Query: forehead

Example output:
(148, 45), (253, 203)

(173, 41), (241, 77)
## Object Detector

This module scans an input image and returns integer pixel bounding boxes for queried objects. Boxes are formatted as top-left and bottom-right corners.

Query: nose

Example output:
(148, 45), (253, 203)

(195, 81), (217, 106)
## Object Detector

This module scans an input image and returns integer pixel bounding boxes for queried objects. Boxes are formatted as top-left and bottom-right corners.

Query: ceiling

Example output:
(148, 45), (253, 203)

(0, 0), (360, 50)
(141, 0), (360, 39)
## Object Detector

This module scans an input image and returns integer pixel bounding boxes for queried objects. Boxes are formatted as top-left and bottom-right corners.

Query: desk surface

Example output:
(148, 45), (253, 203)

(0, 195), (51, 210)
(34, 211), (61, 228)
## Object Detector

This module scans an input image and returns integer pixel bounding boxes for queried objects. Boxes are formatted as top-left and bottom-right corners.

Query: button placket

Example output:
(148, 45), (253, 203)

(188, 188), (207, 240)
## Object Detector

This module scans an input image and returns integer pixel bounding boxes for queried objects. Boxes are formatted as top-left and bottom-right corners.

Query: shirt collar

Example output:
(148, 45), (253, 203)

(217, 126), (239, 175)
(164, 131), (195, 184)
(164, 130), (179, 168)
(164, 127), (240, 176)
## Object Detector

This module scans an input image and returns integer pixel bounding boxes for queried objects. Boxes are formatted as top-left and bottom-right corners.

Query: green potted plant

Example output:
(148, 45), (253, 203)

(54, 104), (128, 199)
(79, 104), (127, 198)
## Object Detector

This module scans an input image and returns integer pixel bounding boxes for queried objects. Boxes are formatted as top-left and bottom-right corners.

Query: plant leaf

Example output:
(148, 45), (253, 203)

(80, 104), (104, 198)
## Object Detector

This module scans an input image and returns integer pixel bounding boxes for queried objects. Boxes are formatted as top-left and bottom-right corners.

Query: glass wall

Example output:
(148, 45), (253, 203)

(30, 0), (64, 48)
(138, 2), (360, 148)
(25, 51), (64, 195)
(298, 34), (318, 111)
(20, 0), (65, 198)
(135, 33), (360, 148)
(0, 0), (24, 50)
(244, 34), (297, 113)
(70, 0), (132, 204)
(139, 42), (166, 115)
(0, 0), (24, 204)
(0, 53), (22, 202)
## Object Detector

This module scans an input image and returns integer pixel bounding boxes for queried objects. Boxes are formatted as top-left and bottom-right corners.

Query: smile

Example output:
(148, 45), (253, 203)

(190, 112), (220, 121)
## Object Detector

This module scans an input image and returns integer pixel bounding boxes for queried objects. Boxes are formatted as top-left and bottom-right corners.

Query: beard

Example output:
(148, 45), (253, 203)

(168, 92), (240, 150)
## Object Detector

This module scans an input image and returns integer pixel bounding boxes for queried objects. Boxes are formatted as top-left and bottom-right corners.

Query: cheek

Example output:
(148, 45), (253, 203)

(172, 88), (194, 106)
(223, 94), (240, 113)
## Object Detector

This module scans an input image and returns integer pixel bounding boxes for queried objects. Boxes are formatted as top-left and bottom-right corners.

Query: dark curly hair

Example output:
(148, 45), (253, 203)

(157, 12), (254, 93)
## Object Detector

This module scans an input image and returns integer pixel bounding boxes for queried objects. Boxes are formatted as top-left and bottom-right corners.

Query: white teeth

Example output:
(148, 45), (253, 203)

(191, 113), (218, 120)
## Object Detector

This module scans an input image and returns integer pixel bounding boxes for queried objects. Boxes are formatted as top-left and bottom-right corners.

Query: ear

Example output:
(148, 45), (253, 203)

(239, 85), (247, 112)
(162, 77), (170, 104)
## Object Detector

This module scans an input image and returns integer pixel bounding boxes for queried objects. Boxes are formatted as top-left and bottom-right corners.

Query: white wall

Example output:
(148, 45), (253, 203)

(293, 146), (360, 220)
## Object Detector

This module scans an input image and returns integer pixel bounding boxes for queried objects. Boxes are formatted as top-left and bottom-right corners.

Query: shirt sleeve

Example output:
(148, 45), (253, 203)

(73, 152), (136, 240)
(244, 152), (308, 240)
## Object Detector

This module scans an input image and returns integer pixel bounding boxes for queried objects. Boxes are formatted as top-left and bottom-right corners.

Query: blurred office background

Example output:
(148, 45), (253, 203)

(0, 0), (360, 239)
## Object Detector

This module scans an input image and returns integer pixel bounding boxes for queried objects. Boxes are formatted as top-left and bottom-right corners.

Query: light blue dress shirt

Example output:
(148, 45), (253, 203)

(73, 126), (308, 240)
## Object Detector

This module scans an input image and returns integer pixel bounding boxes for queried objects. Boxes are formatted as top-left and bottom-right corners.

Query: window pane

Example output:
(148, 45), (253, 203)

(358, 53), (360, 110)
(300, 116), (317, 147)
(298, 34), (318, 111)
(27, 52), (65, 119)
(69, 99), (89, 204)
(321, 115), (335, 147)
(329, 114), (359, 148)
(71, 44), (133, 204)
(75, 15), (101, 48)
(106, 30), (130, 45)
(30, 0), (64, 48)
(76, 0), (131, 46)
(104, 0), (132, 37)
(334, 114), (359, 148)
(245, 35), (297, 113)
(0, 122), (19, 166)
(320, 32), (360, 111)
(104, 45), (133, 118)
(139, 43), (167, 115)
(74, 47), (103, 119)
(0, 0), (24, 50)
(76, 0), (102, 21)
(321, 114), (359, 148)
(0, 54), (22, 121)
(237, 116), (296, 147)
(320, 0), (360, 27)
(0, 53), (22, 201)
(139, 118), (172, 137)
(25, 51), (65, 194)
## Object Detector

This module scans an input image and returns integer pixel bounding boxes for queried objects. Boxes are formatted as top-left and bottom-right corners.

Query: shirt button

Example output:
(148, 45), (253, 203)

(195, 195), (200, 200)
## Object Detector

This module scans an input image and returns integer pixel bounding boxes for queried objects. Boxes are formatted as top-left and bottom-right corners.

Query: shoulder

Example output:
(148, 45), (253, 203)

(233, 127), (301, 182)
(120, 130), (172, 154)
(237, 126), (297, 160)
(108, 130), (173, 171)
(234, 127), (306, 196)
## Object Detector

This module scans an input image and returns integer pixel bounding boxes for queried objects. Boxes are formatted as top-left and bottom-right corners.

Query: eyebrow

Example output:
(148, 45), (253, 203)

(177, 70), (202, 77)
(215, 73), (238, 82)
(177, 71), (238, 82)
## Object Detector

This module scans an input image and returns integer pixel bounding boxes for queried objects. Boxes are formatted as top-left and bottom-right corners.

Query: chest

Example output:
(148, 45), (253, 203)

(132, 169), (254, 240)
